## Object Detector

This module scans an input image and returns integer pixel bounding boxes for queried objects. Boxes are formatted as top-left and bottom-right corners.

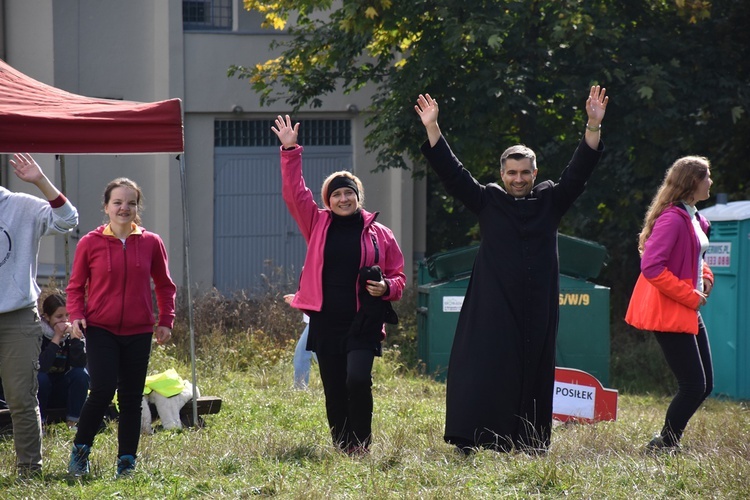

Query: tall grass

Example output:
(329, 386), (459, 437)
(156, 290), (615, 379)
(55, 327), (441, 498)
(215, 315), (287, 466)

(2, 287), (748, 498)
(169, 285), (420, 376)
(3, 357), (749, 498)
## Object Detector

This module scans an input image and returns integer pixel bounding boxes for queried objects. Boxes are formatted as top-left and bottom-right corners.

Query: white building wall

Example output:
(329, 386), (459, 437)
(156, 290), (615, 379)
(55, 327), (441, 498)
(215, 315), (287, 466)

(3, 1), (60, 276)
(1, 0), (424, 291)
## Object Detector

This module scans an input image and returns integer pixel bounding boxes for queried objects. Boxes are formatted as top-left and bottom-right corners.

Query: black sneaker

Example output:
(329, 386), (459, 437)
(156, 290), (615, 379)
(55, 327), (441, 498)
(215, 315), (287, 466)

(645, 435), (681, 455)
(16, 464), (42, 482)
(455, 444), (477, 456)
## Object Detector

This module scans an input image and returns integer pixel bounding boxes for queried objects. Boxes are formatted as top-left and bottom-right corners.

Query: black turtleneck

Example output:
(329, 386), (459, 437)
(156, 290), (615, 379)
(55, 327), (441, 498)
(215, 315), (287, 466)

(307, 210), (363, 351)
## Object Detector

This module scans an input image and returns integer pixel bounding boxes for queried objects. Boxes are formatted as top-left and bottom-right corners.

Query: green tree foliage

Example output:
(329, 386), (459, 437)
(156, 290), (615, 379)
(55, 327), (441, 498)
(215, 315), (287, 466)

(231, 0), (749, 318)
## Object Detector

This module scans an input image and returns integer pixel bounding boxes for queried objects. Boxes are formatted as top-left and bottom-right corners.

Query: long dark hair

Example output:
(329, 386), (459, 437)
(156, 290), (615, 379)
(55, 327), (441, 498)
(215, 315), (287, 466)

(42, 293), (66, 318)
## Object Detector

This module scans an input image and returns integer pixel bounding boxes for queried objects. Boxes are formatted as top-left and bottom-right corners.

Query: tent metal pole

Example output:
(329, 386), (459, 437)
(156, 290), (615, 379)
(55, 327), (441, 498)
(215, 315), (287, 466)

(178, 154), (199, 427)
(57, 155), (71, 283)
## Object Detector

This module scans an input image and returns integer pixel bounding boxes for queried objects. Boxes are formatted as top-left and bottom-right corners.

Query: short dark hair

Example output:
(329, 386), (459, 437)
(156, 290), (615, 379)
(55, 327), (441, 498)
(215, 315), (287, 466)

(500, 145), (537, 172)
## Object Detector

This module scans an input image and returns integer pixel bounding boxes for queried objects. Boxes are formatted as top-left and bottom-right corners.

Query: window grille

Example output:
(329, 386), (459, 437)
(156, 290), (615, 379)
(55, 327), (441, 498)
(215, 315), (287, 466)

(183, 0), (232, 31)
(215, 119), (352, 147)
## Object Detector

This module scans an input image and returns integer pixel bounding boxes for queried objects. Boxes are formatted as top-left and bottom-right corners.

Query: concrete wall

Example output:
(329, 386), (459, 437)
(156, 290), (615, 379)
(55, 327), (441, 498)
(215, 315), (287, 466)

(46, 1), (185, 280)
(3, 0), (61, 273)
(1, 0), (425, 291)
(2, 0), (185, 282)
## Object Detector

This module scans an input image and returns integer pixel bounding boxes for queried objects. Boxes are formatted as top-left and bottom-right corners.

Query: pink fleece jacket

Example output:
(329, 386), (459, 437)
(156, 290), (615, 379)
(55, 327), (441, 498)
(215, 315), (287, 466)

(280, 145), (406, 313)
(641, 205), (710, 285)
(626, 204), (713, 334)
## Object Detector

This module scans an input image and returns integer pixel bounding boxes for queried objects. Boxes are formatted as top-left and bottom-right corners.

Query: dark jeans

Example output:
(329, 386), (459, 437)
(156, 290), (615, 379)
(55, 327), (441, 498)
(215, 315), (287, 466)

(38, 367), (90, 422)
(73, 327), (152, 458)
(316, 348), (375, 450)
(654, 313), (713, 445)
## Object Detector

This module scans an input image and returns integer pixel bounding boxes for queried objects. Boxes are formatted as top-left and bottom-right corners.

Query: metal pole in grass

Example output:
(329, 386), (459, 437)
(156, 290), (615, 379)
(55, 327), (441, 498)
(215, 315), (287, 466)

(57, 155), (71, 283)
(178, 154), (199, 427)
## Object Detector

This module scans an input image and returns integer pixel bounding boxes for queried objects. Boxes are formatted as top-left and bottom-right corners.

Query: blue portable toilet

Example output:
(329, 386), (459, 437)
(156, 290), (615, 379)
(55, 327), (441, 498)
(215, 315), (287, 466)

(699, 201), (750, 399)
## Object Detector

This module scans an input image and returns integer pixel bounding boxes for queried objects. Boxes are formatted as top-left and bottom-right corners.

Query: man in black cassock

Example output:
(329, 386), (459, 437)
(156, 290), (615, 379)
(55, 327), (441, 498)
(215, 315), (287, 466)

(415, 86), (609, 453)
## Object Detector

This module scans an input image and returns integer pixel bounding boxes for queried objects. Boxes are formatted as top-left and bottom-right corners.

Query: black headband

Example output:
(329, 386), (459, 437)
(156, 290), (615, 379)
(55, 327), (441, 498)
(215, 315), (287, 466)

(327, 176), (359, 203)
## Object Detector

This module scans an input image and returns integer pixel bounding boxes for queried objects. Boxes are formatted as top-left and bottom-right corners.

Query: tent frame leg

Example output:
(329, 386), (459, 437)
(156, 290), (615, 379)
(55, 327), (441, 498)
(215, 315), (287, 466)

(178, 154), (199, 427)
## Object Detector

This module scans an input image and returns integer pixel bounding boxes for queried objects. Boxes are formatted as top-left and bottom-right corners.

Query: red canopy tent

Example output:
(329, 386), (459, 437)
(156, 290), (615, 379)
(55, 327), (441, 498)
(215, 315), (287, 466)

(0, 59), (200, 424)
(0, 58), (183, 153)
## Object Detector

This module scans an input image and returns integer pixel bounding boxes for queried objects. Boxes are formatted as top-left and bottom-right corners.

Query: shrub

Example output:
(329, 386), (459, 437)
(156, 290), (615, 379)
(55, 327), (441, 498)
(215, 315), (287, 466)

(382, 285), (419, 372)
(609, 321), (674, 395)
(37, 278), (674, 395)
(170, 284), (422, 374)
(170, 286), (301, 372)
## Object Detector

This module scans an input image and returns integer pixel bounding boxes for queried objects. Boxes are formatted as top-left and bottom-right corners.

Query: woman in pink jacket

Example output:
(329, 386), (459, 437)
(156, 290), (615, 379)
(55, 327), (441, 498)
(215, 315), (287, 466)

(626, 156), (714, 453)
(66, 177), (176, 477)
(273, 115), (406, 455)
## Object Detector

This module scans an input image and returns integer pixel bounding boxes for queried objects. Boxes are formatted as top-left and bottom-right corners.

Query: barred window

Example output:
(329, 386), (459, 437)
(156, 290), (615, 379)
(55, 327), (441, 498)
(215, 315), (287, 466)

(215, 119), (351, 147)
(183, 0), (232, 31)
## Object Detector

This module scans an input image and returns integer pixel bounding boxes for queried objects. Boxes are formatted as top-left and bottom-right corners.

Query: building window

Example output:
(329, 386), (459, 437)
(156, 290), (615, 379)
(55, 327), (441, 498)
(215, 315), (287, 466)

(183, 0), (232, 31)
(215, 119), (352, 147)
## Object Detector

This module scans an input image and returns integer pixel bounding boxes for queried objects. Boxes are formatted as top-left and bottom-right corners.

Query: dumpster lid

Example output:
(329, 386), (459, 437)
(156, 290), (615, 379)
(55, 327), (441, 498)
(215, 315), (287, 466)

(557, 233), (607, 280)
(422, 233), (607, 282)
(424, 245), (479, 281)
(700, 201), (750, 221)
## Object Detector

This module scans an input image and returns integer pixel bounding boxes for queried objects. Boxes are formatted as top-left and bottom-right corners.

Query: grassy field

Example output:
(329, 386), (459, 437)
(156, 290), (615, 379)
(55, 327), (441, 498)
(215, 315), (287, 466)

(2, 343), (749, 499)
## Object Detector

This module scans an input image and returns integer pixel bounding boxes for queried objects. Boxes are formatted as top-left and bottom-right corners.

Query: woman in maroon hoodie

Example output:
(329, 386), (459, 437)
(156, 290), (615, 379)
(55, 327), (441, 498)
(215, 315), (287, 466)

(66, 178), (176, 477)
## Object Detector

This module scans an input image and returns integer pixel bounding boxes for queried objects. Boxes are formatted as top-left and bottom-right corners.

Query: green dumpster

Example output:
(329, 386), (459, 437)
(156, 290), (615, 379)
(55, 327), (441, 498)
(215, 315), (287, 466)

(698, 201), (750, 399)
(557, 274), (610, 383)
(417, 234), (610, 384)
(417, 270), (471, 381)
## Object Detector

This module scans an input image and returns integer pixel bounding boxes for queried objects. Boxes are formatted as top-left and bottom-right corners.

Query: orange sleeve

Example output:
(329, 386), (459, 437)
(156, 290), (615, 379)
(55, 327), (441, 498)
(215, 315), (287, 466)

(702, 261), (714, 286)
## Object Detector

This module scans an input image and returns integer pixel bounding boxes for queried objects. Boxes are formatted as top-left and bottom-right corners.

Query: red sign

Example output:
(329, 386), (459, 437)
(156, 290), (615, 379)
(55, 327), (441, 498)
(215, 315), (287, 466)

(552, 367), (618, 423)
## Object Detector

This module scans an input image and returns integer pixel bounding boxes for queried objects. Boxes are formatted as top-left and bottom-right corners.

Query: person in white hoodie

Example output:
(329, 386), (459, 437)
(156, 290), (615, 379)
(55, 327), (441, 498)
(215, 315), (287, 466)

(0, 153), (78, 478)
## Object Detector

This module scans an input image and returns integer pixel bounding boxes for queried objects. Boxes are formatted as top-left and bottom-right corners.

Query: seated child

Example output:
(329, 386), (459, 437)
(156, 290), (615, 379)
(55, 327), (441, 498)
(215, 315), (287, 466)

(38, 293), (89, 428)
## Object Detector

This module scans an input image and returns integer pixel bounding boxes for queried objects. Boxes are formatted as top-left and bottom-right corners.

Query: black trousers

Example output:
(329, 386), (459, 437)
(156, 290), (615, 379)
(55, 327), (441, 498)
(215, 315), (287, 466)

(316, 348), (375, 450)
(654, 313), (713, 445)
(74, 327), (152, 458)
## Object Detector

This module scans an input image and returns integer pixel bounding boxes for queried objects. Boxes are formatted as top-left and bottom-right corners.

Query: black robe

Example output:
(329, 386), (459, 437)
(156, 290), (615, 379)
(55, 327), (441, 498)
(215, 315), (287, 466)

(421, 135), (603, 451)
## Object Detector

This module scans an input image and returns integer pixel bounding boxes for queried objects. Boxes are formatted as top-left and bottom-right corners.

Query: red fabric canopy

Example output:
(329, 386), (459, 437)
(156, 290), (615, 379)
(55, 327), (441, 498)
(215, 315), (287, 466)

(0, 59), (183, 154)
